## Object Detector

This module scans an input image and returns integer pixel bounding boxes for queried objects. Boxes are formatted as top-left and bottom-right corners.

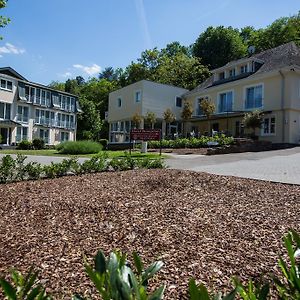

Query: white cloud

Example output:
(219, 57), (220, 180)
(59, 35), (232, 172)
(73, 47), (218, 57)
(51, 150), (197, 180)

(0, 43), (25, 57)
(73, 63), (101, 76)
(62, 71), (72, 78)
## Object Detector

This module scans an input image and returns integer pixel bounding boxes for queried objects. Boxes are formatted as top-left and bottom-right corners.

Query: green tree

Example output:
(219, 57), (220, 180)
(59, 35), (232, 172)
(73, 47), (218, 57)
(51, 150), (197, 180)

(181, 101), (194, 137)
(145, 111), (157, 129)
(243, 110), (263, 138)
(0, 0), (10, 40)
(163, 108), (176, 137)
(132, 112), (142, 129)
(200, 99), (215, 135)
(160, 41), (190, 57)
(48, 81), (65, 91)
(193, 26), (247, 69)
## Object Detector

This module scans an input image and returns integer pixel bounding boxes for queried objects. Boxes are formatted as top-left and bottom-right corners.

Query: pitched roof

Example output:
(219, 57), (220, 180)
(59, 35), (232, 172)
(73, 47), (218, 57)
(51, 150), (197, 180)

(184, 41), (300, 97)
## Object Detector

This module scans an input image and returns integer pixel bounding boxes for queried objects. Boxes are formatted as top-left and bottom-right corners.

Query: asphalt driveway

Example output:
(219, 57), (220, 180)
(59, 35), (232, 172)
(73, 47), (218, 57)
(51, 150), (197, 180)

(166, 147), (300, 185)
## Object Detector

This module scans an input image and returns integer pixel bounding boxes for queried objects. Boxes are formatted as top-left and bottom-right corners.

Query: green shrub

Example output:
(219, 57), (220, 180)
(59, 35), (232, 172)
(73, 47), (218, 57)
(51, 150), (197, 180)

(0, 267), (51, 300)
(17, 140), (32, 150)
(32, 138), (45, 150)
(0, 155), (16, 183)
(99, 138), (108, 150)
(25, 162), (43, 180)
(56, 140), (102, 155)
(14, 154), (27, 181)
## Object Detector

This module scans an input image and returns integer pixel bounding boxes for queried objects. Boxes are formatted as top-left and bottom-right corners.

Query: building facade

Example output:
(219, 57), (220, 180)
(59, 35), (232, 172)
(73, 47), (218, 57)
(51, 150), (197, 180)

(183, 42), (300, 144)
(108, 80), (188, 143)
(0, 67), (81, 146)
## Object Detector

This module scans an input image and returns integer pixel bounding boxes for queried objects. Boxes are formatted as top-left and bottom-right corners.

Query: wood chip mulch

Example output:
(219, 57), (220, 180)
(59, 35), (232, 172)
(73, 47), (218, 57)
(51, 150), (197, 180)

(0, 170), (299, 299)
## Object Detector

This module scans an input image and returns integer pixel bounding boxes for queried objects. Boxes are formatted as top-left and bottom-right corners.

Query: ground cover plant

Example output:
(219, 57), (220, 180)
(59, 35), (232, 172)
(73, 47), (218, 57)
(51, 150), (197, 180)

(0, 154), (165, 183)
(0, 169), (299, 298)
(56, 140), (103, 155)
(148, 135), (234, 149)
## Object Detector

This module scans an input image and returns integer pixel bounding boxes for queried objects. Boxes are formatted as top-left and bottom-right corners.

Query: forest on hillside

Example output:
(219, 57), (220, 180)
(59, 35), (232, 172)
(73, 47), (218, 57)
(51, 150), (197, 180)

(49, 11), (300, 140)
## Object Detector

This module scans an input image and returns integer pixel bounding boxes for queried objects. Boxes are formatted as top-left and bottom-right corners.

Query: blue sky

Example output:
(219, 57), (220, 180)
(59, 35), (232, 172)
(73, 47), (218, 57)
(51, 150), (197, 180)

(1, 0), (299, 85)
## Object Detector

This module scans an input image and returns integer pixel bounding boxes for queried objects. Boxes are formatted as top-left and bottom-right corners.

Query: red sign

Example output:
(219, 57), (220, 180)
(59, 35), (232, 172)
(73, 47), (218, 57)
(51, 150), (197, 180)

(130, 129), (161, 141)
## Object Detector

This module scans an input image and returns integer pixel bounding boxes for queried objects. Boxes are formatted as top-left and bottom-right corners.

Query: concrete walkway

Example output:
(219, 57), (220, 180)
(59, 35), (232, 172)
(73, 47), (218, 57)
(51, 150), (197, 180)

(166, 147), (300, 185)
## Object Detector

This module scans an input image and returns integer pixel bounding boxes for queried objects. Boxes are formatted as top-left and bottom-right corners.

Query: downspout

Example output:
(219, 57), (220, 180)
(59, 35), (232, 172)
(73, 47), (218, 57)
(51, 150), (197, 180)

(279, 70), (285, 143)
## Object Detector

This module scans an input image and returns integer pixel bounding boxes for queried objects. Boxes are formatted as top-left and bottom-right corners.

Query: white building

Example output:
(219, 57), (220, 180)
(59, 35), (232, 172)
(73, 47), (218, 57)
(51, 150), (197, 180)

(0, 67), (81, 146)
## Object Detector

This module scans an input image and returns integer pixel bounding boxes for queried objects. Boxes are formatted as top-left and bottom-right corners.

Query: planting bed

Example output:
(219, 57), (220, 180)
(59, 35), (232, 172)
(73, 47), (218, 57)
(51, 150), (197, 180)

(0, 170), (300, 299)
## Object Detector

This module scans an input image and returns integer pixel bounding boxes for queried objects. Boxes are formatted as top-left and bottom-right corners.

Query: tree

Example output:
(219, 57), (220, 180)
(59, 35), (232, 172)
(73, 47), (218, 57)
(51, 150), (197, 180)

(156, 52), (210, 90)
(145, 111), (157, 129)
(99, 67), (121, 82)
(181, 101), (194, 137)
(0, 0), (10, 40)
(243, 110), (263, 139)
(77, 96), (103, 141)
(200, 99), (215, 135)
(132, 112), (142, 129)
(163, 108), (176, 137)
(160, 41), (190, 57)
(48, 81), (65, 91)
(193, 26), (247, 69)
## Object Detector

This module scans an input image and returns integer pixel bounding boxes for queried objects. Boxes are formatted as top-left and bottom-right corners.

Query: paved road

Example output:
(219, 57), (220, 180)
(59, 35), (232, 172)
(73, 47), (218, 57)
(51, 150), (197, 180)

(166, 147), (300, 185)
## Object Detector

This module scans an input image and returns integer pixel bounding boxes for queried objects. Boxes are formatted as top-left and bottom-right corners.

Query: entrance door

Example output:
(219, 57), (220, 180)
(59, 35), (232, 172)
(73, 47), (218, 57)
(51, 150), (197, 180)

(0, 128), (9, 144)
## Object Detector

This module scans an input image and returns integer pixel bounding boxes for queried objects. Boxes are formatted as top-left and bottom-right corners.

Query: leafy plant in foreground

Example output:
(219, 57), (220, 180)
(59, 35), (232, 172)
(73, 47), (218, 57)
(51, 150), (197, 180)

(0, 155), (16, 183)
(80, 250), (165, 300)
(233, 277), (269, 300)
(0, 267), (51, 299)
(273, 229), (300, 299)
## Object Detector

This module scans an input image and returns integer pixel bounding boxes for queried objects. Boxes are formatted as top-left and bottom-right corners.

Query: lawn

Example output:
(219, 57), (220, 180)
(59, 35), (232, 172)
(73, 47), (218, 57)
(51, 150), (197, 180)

(0, 169), (299, 298)
(0, 149), (165, 159)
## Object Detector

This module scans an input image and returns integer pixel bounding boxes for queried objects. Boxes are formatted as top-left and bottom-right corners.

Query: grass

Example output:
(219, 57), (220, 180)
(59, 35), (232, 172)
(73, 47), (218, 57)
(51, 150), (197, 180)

(0, 149), (165, 159)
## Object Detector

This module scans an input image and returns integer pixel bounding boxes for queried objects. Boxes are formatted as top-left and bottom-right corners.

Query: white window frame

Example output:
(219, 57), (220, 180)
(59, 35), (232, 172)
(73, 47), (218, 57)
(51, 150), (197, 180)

(39, 128), (49, 144)
(261, 115), (276, 136)
(16, 126), (28, 142)
(0, 102), (11, 120)
(134, 90), (142, 103)
(0, 78), (13, 92)
(175, 96), (183, 108)
(217, 89), (234, 114)
(243, 83), (264, 111)
(17, 105), (29, 123)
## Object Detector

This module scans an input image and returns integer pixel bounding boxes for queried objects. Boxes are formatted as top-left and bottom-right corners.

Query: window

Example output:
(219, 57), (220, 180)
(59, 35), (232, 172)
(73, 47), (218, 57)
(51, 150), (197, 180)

(117, 97), (122, 107)
(0, 78), (13, 91)
(52, 94), (60, 107)
(229, 69), (236, 77)
(39, 129), (49, 143)
(245, 85), (263, 109)
(16, 127), (28, 142)
(176, 96), (182, 108)
(196, 97), (205, 115)
(240, 65), (248, 74)
(17, 106), (29, 123)
(35, 88), (41, 105)
(30, 87), (36, 102)
(218, 91), (233, 113)
(46, 91), (51, 107)
(25, 86), (30, 101)
(41, 90), (46, 106)
(0, 102), (11, 120)
(262, 116), (276, 135)
(60, 131), (69, 142)
(70, 98), (75, 111)
(219, 72), (225, 80)
(135, 91), (141, 103)
(35, 109), (51, 125)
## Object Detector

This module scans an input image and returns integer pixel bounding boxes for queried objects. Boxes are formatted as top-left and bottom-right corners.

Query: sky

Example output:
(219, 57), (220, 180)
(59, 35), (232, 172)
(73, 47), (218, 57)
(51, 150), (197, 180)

(1, 0), (299, 85)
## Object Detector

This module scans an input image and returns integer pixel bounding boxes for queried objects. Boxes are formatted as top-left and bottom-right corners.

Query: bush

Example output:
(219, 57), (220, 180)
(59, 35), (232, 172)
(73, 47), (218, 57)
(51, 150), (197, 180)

(25, 162), (43, 180)
(32, 138), (45, 150)
(56, 140), (102, 155)
(17, 140), (32, 150)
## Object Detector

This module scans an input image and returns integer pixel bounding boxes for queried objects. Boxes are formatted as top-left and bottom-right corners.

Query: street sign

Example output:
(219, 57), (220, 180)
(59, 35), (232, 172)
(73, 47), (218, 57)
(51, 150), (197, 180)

(130, 129), (161, 141)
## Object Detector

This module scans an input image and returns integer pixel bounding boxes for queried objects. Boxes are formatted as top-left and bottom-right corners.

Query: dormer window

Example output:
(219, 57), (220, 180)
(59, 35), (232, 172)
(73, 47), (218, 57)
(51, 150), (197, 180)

(240, 65), (248, 74)
(229, 69), (235, 77)
(219, 72), (225, 80)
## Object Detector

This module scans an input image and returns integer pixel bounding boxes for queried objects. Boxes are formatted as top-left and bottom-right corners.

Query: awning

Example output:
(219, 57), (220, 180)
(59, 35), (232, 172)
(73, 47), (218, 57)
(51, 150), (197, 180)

(0, 120), (22, 127)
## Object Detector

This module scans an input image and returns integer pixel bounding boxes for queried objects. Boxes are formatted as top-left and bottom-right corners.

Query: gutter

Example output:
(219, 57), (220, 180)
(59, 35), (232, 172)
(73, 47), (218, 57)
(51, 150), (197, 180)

(279, 70), (285, 143)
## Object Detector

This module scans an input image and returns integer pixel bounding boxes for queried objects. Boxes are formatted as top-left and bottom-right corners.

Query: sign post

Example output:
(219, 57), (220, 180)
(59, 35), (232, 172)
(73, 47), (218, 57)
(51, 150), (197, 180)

(130, 129), (162, 156)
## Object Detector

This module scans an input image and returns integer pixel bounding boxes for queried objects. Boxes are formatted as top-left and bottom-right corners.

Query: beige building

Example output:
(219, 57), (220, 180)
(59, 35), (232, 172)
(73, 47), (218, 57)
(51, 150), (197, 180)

(0, 67), (80, 146)
(183, 42), (300, 144)
(108, 80), (188, 143)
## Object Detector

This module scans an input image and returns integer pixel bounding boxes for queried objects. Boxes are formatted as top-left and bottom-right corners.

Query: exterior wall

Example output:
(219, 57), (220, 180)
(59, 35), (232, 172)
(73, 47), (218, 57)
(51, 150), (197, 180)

(0, 72), (78, 146)
(185, 69), (300, 144)
(108, 80), (188, 142)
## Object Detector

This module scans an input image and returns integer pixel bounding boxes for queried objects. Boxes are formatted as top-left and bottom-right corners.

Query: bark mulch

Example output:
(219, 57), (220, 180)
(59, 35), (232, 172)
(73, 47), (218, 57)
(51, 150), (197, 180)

(0, 169), (299, 299)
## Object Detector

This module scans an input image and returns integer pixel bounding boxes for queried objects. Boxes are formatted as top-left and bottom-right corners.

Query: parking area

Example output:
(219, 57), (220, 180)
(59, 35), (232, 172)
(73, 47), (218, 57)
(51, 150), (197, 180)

(166, 147), (300, 185)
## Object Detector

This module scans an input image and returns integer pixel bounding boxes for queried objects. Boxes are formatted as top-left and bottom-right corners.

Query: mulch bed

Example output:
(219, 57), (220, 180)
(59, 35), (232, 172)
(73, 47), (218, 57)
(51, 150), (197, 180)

(0, 170), (300, 299)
